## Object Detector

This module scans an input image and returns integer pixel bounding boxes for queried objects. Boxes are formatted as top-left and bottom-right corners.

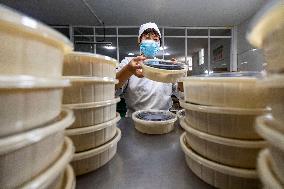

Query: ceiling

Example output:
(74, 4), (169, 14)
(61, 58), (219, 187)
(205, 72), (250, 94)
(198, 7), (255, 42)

(0, 0), (267, 26)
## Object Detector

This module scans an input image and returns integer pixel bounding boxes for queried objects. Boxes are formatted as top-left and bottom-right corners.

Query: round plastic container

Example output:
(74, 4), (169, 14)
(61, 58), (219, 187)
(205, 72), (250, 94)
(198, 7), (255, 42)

(21, 138), (75, 189)
(255, 115), (284, 184)
(180, 132), (260, 189)
(0, 75), (70, 137)
(0, 5), (73, 77)
(66, 114), (120, 152)
(180, 100), (267, 139)
(180, 119), (267, 169)
(141, 59), (187, 83)
(180, 72), (267, 108)
(71, 128), (121, 176)
(247, 1), (284, 73)
(62, 76), (118, 104)
(63, 98), (120, 129)
(260, 74), (284, 126)
(63, 52), (118, 78)
(257, 149), (284, 189)
(132, 110), (177, 134)
(0, 109), (74, 189)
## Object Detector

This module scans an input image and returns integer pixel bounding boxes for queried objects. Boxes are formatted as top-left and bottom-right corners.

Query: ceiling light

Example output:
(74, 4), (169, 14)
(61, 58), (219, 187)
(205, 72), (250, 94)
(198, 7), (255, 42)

(128, 53), (134, 56)
(159, 46), (168, 50)
(104, 46), (116, 50)
(164, 52), (170, 56)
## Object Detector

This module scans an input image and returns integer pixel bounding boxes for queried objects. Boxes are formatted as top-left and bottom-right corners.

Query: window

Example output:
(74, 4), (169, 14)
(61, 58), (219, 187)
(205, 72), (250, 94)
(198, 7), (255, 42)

(199, 48), (205, 65)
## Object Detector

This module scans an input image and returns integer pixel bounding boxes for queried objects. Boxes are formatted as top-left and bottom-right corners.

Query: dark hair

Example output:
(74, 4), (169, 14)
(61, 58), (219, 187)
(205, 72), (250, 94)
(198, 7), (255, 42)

(139, 28), (162, 46)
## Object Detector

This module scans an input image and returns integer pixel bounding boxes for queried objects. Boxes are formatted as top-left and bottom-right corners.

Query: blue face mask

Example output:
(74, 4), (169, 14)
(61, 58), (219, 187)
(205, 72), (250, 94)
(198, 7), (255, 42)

(140, 40), (160, 58)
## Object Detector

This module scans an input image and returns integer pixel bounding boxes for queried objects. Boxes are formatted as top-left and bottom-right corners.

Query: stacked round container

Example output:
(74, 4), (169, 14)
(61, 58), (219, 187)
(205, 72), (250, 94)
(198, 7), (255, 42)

(247, 2), (284, 188)
(0, 5), (76, 188)
(179, 72), (269, 189)
(62, 52), (122, 176)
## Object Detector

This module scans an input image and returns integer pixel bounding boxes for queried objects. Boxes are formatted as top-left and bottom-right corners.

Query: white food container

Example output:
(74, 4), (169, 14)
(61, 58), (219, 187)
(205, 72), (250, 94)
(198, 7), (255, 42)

(180, 119), (267, 169)
(0, 75), (70, 137)
(247, 1), (284, 73)
(141, 59), (187, 83)
(132, 110), (177, 134)
(180, 100), (266, 139)
(62, 76), (117, 104)
(0, 109), (75, 189)
(21, 138), (75, 189)
(181, 72), (267, 108)
(0, 5), (73, 77)
(66, 114), (120, 152)
(63, 98), (120, 129)
(63, 52), (118, 78)
(180, 132), (260, 189)
(255, 115), (284, 185)
(71, 128), (121, 176)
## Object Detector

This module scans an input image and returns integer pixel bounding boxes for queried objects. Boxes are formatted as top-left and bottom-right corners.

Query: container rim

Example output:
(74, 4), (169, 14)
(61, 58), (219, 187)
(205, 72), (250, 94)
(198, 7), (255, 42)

(63, 97), (120, 109)
(132, 109), (177, 125)
(62, 76), (118, 84)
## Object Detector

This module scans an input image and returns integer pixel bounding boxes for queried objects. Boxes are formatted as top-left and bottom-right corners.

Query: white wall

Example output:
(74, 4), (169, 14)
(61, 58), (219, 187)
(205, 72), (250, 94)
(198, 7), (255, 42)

(237, 17), (265, 71)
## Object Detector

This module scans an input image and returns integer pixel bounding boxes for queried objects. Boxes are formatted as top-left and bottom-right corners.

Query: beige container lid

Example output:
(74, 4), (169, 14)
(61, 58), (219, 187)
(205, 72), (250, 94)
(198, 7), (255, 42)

(0, 109), (74, 155)
(142, 59), (187, 74)
(73, 127), (121, 161)
(260, 74), (284, 88)
(258, 149), (284, 189)
(62, 76), (118, 84)
(180, 132), (258, 178)
(65, 52), (118, 67)
(21, 137), (74, 189)
(0, 75), (70, 89)
(0, 5), (73, 52)
(66, 113), (120, 136)
(180, 118), (266, 148)
(132, 110), (177, 125)
(63, 97), (120, 109)
(255, 115), (284, 152)
(179, 100), (268, 115)
(247, 1), (284, 48)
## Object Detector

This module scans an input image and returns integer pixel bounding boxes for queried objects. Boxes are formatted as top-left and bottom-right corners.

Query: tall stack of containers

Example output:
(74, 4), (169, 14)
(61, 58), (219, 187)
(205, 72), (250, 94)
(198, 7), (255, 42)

(179, 72), (269, 189)
(247, 2), (284, 188)
(0, 5), (76, 189)
(62, 52), (122, 176)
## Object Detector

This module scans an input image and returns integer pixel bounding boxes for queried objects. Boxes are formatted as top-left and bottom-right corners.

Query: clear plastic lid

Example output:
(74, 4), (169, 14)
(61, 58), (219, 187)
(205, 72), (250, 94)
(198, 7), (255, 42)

(144, 59), (186, 70)
(132, 110), (177, 124)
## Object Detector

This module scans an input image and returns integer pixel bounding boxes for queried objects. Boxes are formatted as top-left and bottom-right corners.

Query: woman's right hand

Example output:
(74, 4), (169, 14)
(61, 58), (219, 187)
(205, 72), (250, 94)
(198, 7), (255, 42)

(126, 55), (146, 78)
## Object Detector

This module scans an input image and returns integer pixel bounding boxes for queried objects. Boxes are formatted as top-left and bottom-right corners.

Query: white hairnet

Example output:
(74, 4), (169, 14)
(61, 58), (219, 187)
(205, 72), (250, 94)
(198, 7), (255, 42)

(138, 22), (161, 39)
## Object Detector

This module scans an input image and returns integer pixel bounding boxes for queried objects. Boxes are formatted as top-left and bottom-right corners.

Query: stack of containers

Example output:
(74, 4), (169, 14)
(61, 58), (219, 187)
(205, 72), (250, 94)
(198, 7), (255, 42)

(247, 2), (284, 188)
(179, 72), (269, 189)
(0, 5), (76, 189)
(62, 52), (122, 176)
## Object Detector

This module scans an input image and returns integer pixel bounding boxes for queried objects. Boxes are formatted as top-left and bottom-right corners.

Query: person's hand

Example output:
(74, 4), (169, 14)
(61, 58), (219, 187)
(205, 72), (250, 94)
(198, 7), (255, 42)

(127, 55), (146, 78)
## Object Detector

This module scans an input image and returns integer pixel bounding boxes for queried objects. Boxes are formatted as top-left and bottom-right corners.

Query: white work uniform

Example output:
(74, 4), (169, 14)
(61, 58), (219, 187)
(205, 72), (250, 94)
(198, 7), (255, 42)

(116, 57), (177, 117)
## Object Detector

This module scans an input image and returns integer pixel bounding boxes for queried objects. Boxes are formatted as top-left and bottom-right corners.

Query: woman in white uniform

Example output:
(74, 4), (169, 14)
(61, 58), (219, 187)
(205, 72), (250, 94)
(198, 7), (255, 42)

(116, 22), (177, 117)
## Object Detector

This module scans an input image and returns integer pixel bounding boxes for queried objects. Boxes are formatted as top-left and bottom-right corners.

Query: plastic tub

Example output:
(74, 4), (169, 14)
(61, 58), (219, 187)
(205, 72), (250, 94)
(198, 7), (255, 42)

(63, 52), (118, 78)
(247, 1), (284, 73)
(180, 132), (260, 189)
(0, 75), (70, 137)
(63, 98), (120, 129)
(255, 115), (284, 184)
(260, 74), (284, 125)
(71, 127), (121, 176)
(180, 72), (267, 108)
(0, 5), (73, 77)
(257, 149), (284, 189)
(21, 138), (75, 189)
(62, 76), (118, 104)
(66, 114), (120, 152)
(132, 110), (177, 134)
(0, 109), (75, 189)
(180, 119), (267, 169)
(180, 100), (267, 139)
(141, 59), (187, 83)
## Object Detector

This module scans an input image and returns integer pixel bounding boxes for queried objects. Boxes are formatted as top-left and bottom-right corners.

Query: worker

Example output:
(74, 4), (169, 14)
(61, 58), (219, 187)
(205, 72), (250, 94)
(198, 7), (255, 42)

(116, 22), (178, 117)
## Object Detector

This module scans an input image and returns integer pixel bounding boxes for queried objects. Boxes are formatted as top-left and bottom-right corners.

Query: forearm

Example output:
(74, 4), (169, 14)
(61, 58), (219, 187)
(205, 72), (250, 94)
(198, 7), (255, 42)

(115, 64), (133, 89)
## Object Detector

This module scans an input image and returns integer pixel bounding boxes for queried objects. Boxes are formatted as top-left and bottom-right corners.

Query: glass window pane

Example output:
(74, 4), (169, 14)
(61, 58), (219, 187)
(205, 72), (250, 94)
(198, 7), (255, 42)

(164, 29), (185, 36)
(187, 29), (208, 36)
(210, 29), (231, 36)
(210, 38), (231, 72)
(53, 27), (70, 38)
(162, 38), (185, 63)
(187, 38), (208, 75)
(118, 37), (139, 62)
(74, 36), (94, 53)
(95, 27), (116, 35)
(96, 37), (117, 59)
(73, 27), (94, 35)
(118, 28), (139, 35)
